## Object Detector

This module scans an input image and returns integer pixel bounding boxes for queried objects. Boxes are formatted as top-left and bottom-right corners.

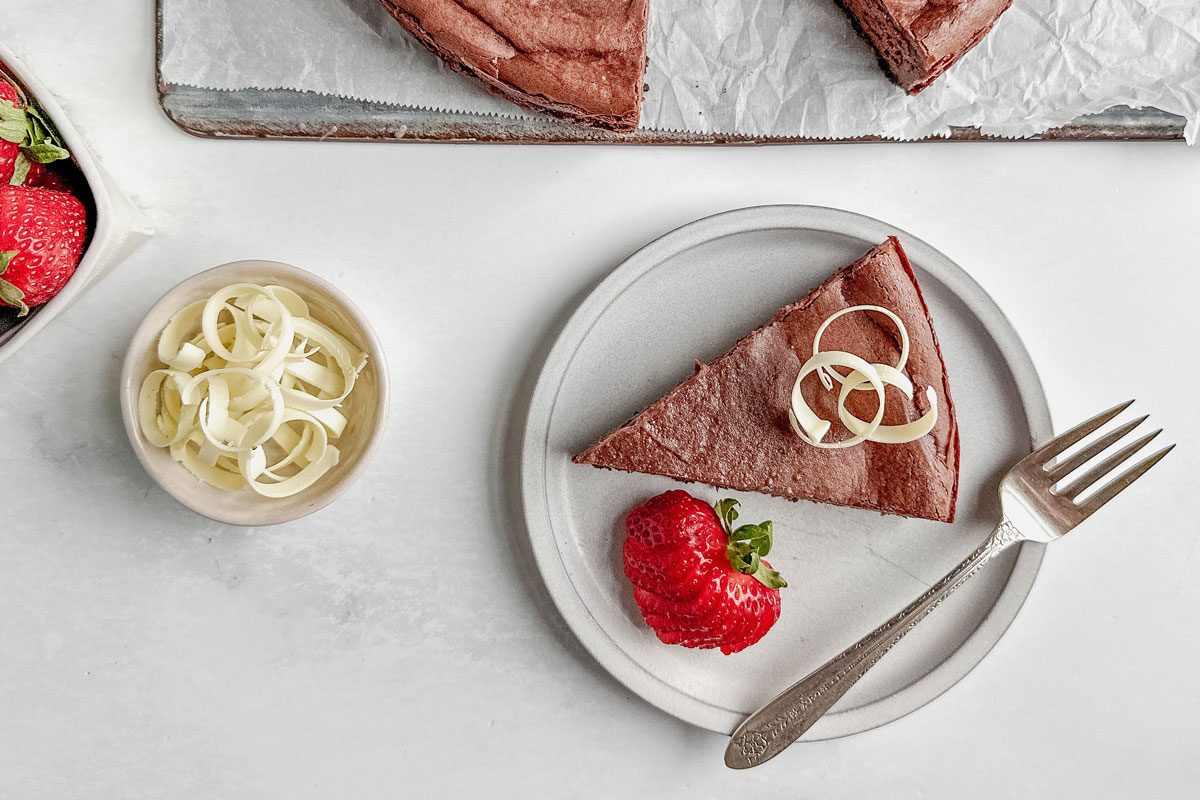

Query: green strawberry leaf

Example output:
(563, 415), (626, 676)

(730, 520), (774, 557)
(716, 497), (786, 589)
(23, 141), (68, 164)
(9, 153), (29, 185)
(752, 564), (788, 590)
(27, 107), (65, 144)
(26, 106), (52, 134)
(0, 272), (30, 317)
(726, 541), (760, 573)
(725, 541), (788, 588)
(714, 498), (739, 533)
(21, 106), (70, 164)
(0, 99), (26, 143)
(0, 251), (15, 273)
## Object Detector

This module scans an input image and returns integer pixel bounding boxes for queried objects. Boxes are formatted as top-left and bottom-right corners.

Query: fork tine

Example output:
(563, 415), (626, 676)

(1078, 444), (1175, 517)
(1060, 429), (1162, 499)
(1046, 415), (1148, 481)
(1029, 399), (1135, 465)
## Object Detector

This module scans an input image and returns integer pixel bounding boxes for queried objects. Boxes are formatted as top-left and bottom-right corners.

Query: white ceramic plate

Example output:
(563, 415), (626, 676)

(522, 206), (1051, 739)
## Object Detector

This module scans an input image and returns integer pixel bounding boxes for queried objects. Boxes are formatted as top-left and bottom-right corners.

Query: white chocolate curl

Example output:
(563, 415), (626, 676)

(790, 305), (937, 449)
(138, 283), (368, 497)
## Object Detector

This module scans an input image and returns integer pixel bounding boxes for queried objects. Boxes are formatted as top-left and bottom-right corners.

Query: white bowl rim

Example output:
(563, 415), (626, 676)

(119, 259), (391, 527)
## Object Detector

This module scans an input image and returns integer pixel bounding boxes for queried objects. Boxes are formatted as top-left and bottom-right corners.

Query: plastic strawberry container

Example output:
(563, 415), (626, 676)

(0, 40), (151, 367)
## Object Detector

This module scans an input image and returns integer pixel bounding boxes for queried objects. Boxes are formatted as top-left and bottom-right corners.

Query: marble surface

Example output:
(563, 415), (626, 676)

(2, 2), (1197, 797)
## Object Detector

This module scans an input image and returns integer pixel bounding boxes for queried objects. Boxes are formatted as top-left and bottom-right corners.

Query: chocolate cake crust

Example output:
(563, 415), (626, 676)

(574, 238), (961, 523)
(378, 0), (649, 131)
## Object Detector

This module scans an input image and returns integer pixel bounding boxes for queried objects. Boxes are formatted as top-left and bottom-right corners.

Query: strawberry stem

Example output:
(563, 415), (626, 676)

(714, 498), (787, 589)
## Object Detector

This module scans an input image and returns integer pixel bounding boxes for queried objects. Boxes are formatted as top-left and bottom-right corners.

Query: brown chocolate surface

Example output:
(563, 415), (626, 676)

(377, 0), (649, 131)
(838, 0), (1013, 93)
(574, 238), (961, 522)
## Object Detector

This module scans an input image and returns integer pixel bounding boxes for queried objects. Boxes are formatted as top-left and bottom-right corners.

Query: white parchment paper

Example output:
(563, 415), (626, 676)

(160, 0), (1200, 142)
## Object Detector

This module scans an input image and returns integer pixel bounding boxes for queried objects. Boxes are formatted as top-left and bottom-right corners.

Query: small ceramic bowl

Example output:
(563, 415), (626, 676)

(120, 260), (389, 527)
(0, 41), (152, 366)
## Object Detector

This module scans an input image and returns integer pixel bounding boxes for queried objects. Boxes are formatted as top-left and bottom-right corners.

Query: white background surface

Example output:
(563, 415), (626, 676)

(2, 2), (1197, 797)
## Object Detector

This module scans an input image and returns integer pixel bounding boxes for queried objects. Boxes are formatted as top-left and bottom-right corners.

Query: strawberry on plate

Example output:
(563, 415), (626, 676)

(0, 184), (87, 316)
(624, 490), (787, 655)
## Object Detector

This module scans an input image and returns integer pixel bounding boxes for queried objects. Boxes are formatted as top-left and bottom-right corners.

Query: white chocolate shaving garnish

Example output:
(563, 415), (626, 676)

(790, 305), (938, 449)
(138, 282), (367, 497)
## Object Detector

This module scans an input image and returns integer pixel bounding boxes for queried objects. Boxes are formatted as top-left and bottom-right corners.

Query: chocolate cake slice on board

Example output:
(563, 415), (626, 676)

(574, 238), (961, 522)
(838, 0), (1014, 93)
(377, 0), (650, 131)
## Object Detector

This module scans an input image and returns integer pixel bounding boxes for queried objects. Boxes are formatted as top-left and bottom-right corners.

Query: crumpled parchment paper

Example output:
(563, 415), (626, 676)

(160, 0), (1200, 142)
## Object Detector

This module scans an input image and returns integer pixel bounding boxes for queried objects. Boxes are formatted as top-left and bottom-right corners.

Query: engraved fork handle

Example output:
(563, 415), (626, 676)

(724, 519), (1025, 769)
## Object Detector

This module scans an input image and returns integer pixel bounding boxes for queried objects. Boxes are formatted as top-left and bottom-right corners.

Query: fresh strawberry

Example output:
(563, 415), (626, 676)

(624, 491), (786, 655)
(0, 185), (87, 315)
(0, 71), (70, 187)
(23, 161), (71, 192)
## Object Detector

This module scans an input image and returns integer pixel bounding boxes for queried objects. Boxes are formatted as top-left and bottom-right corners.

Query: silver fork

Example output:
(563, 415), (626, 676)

(725, 400), (1173, 769)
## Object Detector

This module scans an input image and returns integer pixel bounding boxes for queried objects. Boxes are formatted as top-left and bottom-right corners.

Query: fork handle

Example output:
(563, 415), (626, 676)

(724, 519), (1025, 769)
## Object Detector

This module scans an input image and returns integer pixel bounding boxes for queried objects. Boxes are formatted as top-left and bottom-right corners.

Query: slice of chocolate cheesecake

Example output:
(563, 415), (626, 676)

(838, 0), (1014, 93)
(378, 0), (650, 131)
(574, 238), (961, 522)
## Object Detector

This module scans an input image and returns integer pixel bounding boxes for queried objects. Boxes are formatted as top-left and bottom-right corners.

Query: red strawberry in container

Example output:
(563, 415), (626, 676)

(0, 184), (87, 316)
(0, 71), (70, 187)
(624, 491), (787, 655)
(23, 160), (72, 192)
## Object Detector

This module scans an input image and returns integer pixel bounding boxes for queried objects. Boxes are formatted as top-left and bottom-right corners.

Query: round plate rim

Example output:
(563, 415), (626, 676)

(521, 205), (1051, 739)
